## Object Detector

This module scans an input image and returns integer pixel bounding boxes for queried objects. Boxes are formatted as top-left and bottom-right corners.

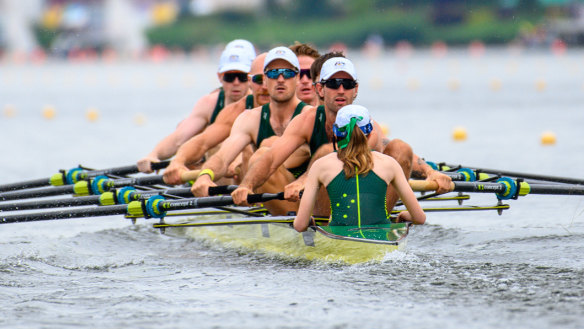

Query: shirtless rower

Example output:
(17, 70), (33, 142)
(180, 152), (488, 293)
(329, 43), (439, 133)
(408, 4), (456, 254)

(289, 42), (320, 106)
(191, 46), (312, 215)
(137, 44), (254, 173)
(161, 53), (270, 185)
(231, 57), (452, 216)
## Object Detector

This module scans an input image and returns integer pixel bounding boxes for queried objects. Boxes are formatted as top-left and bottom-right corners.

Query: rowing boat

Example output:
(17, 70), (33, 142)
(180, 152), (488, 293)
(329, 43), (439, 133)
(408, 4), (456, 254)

(153, 215), (411, 264)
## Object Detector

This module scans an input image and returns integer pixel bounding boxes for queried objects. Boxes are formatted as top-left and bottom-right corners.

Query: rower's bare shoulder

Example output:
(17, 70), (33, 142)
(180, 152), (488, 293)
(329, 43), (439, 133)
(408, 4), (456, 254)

(214, 96), (247, 123)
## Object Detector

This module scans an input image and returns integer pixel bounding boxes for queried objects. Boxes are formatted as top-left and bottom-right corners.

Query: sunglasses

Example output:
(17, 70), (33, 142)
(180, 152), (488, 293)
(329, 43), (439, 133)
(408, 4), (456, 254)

(321, 78), (357, 90)
(333, 122), (373, 139)
(264, 68), (299, 80)
(299, 69), (311, 79)
(250, 74), (263, 85)
(222, 72), (248, 83)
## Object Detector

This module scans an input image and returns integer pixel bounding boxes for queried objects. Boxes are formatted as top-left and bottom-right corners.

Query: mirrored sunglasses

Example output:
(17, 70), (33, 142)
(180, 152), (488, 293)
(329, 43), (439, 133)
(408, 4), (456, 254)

(333, 122), (373, 139)
(250, 74), (263, 84)
(264, 68), (299, 80)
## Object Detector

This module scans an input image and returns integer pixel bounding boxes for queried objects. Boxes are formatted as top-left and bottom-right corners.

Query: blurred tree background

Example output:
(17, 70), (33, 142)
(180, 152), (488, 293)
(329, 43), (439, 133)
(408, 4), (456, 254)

(145, 0), (562, 49)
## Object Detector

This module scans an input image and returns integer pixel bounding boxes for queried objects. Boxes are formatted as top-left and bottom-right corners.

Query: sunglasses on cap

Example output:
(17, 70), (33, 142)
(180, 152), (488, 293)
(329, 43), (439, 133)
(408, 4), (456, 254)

(321, 78), (357, 90)
(250, 74), (263, 85)
(299, 69), (311, 79)
(332, 121), (373, 139)
(222, 72), (249, 83)
(264, 68), (299, 80)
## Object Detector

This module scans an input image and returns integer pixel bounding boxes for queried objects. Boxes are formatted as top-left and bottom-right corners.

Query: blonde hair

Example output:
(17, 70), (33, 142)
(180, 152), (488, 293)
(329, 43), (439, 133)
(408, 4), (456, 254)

(337, 127), (372, 178)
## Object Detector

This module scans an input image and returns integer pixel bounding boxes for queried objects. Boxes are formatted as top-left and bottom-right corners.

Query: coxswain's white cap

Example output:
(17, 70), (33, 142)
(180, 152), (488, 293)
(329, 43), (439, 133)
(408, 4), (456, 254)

(335, 104), (371, 129)
(225, 39), (257, 59)
(218, 47), (252, 73)
(320, 57), (357, 81)
(263, 46), (300, 71)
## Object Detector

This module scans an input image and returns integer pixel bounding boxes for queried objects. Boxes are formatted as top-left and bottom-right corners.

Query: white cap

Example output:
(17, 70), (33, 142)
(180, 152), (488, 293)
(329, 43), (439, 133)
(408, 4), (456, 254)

(335, 105), (371, 128)
(218, 47), (252, 73)
(226, 39), (256, 59)
(263, 46), (300, 71)
(320, 57), (357, 81)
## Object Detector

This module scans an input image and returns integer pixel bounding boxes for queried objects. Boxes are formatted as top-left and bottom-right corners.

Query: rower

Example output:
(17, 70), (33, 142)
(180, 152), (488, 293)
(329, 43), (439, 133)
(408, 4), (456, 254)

(162, 52), (269, 185)
(294, 105), (426, 231)
(231, 57), (452, 216)
(137, 42), (255, 173)
(289, 42), (320, 106)
(190, 46), (312, 215)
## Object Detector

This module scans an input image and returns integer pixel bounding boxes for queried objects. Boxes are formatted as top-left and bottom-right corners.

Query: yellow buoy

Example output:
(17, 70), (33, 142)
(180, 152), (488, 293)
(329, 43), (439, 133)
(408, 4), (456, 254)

(489, 79), (502, 91)
(86, 108), (100, 122)
(540, 131), (556, 145)
(380, 124), (390, 137)
(3, 104), (17, 118)
(134, 113), (147, 126)
(535, 79), (547, 92)
(407, 79), (420, 91)
(42, 105), (56, 120)
(452, 126), (467, 142)
(448, 79), (460, 91)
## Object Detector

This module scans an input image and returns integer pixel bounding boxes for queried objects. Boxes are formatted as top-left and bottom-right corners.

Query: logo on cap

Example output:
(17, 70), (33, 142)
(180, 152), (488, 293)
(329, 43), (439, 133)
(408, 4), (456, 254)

(229, 55), (240, 62)
(275, 49), (286, 55)
(334, 61), (345, 68)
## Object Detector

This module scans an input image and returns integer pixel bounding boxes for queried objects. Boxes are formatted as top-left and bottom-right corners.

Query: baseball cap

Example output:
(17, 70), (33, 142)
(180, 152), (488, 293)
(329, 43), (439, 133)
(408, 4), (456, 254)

(320, 57), (357, 81)
(335, 104), (371, 129)
(263, 46), (300, 71)
(225, 39), (257, 59)
(218, 47), (252, 73)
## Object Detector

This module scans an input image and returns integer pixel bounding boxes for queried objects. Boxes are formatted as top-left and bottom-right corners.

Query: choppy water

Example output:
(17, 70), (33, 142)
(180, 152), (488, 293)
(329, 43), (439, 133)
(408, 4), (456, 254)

(1, 47), (584, 328)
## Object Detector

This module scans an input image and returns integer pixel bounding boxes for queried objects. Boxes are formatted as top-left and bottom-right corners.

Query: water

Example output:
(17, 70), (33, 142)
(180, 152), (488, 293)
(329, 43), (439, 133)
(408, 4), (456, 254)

(1, 48), (584, 328)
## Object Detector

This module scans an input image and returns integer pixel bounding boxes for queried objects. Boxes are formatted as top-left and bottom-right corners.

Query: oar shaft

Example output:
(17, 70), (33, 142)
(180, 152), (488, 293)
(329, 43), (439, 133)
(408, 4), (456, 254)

(0, 161), (170, 193)
(409, 179), (584, 196)
(440, 163), (584, 185)
(1, 204), (128, 223)
(0, 195), (101, 212)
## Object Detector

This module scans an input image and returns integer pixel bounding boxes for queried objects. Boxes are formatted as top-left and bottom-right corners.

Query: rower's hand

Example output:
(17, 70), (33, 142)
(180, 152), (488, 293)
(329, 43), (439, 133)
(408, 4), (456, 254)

(427, 171), (452, 194)
(191, 174), (216, 197)
(226, 161), (241, 179)
(396, 211), (412, 223)
(232, 186), (253, 206)
(163, 161), (189, 185)
(137, 155), (159, 173)
(284, 180), (304, 202)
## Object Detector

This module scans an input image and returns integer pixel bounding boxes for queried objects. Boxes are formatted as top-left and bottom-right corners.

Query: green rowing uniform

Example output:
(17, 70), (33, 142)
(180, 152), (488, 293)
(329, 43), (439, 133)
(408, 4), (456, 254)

(245, 94), (254, 110)
(256, 101), (306, 148)
(209, 89), (225, 124)
(256, 101), (307, 178)
(309, 105), (330, 155)
(210, 90), (254, 124)
(326, 169), (390, 226)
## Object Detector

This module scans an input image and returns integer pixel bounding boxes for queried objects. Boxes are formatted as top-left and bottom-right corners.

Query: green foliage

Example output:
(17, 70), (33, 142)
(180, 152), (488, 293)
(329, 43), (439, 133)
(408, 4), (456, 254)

(32, 25), (58, 49)
(145, 2), (546, 49)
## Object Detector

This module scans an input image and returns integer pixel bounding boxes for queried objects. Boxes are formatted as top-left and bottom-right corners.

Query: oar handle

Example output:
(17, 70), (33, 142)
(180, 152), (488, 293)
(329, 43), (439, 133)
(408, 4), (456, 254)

(180, 170), (201, 182)
(409, 180), (454, 192)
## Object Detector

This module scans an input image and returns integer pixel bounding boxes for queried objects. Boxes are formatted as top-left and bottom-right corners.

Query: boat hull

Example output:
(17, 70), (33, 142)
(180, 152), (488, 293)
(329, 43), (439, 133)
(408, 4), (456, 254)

(160, 219), (410, 264)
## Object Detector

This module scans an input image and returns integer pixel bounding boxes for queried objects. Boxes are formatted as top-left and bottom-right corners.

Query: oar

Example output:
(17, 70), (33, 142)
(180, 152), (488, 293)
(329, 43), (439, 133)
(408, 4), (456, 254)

(429, 162), (584, 185)
(409, 177), (584, 200)
(0, 185), (238, 212)
(0, 192), (284, 224)
(0, 161), (170, 193)
(0, 169), (207, 202)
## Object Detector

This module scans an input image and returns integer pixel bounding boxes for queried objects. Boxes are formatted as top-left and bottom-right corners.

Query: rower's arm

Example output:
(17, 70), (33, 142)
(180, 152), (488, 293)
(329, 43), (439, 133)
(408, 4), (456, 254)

(387, 159), (426, 225)
(293, 160), (323, 232)
(172, 100), (245, 166)
(239, 116), (309, 191)
(411, 155), (452, 195)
